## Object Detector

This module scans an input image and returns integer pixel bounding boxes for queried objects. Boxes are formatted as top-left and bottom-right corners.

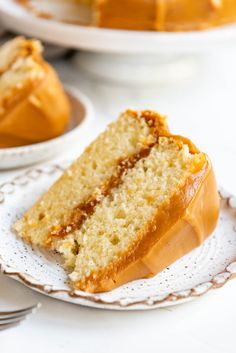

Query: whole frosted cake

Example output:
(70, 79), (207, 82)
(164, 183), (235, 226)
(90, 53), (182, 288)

(19, 0), (236, 31)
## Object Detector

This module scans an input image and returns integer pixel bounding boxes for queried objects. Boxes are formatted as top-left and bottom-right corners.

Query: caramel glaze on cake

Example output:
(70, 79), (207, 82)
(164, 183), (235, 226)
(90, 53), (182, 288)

(14, 110), (220, 293)
(18, 0), (236, 31)
(95, 0), (236, 31)
(0, 37), (70, 148)
(80, 148), (219, 292)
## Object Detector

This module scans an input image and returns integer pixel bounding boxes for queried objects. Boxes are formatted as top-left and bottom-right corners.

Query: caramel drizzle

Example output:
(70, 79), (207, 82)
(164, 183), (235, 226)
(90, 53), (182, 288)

(48, 142), (157, 243)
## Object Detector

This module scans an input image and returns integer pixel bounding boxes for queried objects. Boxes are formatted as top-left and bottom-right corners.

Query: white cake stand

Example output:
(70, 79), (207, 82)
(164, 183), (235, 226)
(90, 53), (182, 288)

(1, 0), (236, 83)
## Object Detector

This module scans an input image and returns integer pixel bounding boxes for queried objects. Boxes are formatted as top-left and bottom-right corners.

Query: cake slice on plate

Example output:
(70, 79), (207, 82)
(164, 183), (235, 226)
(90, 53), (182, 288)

(13, 110), (219, 293)
(0, 37), (70, 147)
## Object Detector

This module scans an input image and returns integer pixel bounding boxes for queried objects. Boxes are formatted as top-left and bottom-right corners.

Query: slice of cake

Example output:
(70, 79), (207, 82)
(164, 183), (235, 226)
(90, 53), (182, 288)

(13, 110), (219, 293)
(0, 37), (70, 148)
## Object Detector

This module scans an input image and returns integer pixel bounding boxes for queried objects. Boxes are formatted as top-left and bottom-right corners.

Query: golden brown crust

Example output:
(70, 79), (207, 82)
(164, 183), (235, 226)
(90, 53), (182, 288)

(159, 0), (236, 31)
(95, 0), (156, 30)
(131, 109), (169, 137)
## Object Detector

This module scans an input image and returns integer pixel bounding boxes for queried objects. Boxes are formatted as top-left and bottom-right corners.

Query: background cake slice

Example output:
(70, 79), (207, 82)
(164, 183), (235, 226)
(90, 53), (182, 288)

(0, 37), (70, 147)
(19, 1), (236, 31)
(13, 110), (219, 293)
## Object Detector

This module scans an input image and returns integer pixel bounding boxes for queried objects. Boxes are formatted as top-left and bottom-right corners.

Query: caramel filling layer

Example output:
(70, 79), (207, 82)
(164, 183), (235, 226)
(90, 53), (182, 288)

(47, 142), (157, 245)
(46, 111), (168, 245)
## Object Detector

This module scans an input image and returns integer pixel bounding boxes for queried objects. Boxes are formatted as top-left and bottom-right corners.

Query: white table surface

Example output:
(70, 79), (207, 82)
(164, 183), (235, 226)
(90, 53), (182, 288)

(1, 46), (236, 353)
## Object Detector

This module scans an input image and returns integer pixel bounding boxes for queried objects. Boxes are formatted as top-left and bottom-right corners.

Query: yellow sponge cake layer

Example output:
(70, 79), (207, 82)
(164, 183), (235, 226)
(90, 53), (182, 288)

(14, 110), (169, 245)
(13, 110), (219, 293)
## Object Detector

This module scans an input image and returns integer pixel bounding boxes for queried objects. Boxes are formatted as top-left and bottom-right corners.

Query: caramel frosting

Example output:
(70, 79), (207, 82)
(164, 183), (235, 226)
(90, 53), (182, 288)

(0, 63), (70, 147)
(106, 159), (219, 290)
(74, 149), (219, 292)
(0, 38), (70, 148)
(96, 0), (236, 31)
(155, 0), (236, 31)
(18, 0), (236, 31)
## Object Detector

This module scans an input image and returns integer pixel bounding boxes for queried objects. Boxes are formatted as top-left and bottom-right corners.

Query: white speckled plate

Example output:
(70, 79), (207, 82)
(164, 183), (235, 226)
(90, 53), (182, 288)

(0, 163), (236, 310)
(0, 86), (94, 169)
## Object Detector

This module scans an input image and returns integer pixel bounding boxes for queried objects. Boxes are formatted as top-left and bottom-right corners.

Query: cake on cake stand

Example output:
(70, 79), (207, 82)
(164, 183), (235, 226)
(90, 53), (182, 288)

(1, 0), (236, 84)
